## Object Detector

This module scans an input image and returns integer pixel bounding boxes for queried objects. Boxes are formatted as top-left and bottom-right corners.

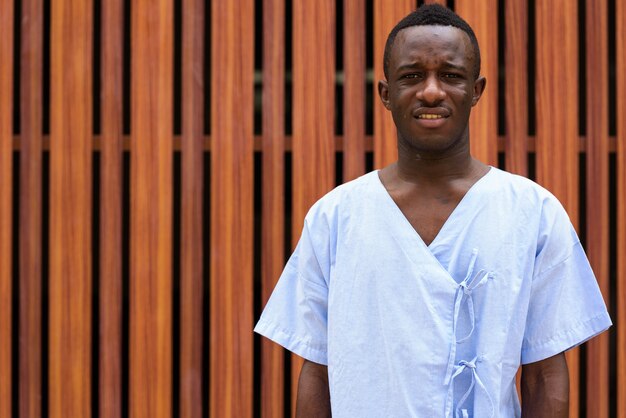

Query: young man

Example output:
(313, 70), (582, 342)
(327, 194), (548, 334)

(255, 5), (611, 417)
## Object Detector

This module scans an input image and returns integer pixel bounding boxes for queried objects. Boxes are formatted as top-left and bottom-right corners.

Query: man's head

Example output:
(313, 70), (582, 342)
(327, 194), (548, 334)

(383, 4), (481, 81)
(378, 5), (486, 155)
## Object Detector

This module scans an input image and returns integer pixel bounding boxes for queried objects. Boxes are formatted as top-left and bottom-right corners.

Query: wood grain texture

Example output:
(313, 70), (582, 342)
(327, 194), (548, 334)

(584, 0), (610, 416)
(456, 0), (498, 167)
(373, 0), (413, 169)
(0, 0), (12, 416)
(180, 0), (204, 417)
(423, 0), (447, 5)
(19, 1), (43, 416)
(504, 0), (528, 176)
(291, 0), (336, 410)
(343, 0), (366, 181)
(535, 2), (580, 416)
(617, 0), (626, 416)
(49, 0), (93, 416)
(261, 0), (286, 416)
(130, 0), (173, 417)
(210, 0), (254, 417)
(100, 0), (124, 417)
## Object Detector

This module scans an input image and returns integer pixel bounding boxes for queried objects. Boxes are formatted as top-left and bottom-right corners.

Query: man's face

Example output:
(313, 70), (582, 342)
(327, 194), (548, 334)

(379, 25), (485, 154)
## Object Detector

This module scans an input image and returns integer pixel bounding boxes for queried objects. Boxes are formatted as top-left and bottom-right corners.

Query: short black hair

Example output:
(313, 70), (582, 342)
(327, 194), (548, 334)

(383, 4), (481, 80)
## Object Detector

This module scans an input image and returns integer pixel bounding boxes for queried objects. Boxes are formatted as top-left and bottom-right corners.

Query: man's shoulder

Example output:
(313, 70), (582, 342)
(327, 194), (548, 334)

(306, 171), (378, 219)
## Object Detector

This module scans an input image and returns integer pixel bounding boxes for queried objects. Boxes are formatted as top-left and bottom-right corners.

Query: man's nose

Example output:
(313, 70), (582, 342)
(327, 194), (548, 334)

(417, 75), (446, 104)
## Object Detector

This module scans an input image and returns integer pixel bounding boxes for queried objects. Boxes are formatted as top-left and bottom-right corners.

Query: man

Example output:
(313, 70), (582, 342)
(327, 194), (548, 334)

(255, 4), (611, 417)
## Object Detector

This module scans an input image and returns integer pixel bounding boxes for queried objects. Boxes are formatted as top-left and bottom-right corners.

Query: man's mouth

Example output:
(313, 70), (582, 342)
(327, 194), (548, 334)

(416, 114), (447, 120)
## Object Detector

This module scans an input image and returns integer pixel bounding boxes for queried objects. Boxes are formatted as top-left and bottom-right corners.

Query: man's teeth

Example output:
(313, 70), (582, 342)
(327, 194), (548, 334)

(418, 114), (445, 119)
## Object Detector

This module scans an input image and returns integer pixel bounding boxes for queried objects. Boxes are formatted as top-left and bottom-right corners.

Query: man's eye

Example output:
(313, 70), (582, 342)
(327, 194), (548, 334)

(402, 73), (420, 79)
(443, 73), (461, 79)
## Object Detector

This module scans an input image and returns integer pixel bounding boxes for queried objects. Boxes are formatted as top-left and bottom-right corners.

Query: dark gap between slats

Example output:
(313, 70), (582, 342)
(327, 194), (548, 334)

(42, 0), (50, 136)
(173, 0), (182, 136)
(283, 151), (293, 417)
(202, 152), (210, 418)
(13, 0), (20, 135)
(448, 0), (455, 12)
(92, 152), (101, 418)
(253, 151), (263, 418)
(527, 152), (536, 182)
(12, 152), (19, 418)
(123, 0), (131, 135)
(172, 151), (181, 418)
(254, 0), (263, 136)
(578, 0), (586, 137)
(122, 151), (130, 418)
(365, 151), (374, 173)
(497, 0), (505, 137)
(335, 0), (344, 137)
(336, 152), (343, 186)
(203, 0), (211, 136)
(42, 151), (50, 418)
(497, 152), (505, 171)
(527, 0), (535, 136)
(284, 0), (293, 136)
(608, 0), (616, 136)
(93, 0), (101, 135)
(365, 0), (374, 136)
(578, 151), (587, 416)
(609, 152), (617, 418)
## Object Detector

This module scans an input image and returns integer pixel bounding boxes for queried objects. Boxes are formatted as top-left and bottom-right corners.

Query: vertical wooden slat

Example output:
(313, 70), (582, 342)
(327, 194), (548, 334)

(49, 0), (93, 417)
(617, 0), (626, 416)
(261, 0), (286, 416)
(585, 0), (610, 416)
(504, 0), (528, 176)
(0, 0), (13, 416)
(19, 0), (43, 416)
(291, 0), (336, 412)
(456, 0), (498, 167)
(343, 0), (366, 181)
(210, 0), (254, 417)
(130, 0), (173, 417)
(373, 0), (413, 169)
(100, 0), (123, 417)
(180, 0), (204, 417)
(535, 2), (580, 416)
(423, 0), (446, 5)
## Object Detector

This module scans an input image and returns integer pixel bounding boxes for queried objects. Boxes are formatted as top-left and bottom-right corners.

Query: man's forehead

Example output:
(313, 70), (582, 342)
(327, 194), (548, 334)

(394, 25), (472, 50)
(390, 25), (474, 66)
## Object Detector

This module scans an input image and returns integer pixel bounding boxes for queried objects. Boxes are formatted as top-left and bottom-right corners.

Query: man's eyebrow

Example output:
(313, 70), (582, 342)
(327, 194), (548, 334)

(395, 62), (469, 72)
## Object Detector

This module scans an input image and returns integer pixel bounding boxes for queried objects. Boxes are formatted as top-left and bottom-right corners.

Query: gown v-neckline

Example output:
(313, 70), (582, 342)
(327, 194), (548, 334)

(373, 167), (494, 251)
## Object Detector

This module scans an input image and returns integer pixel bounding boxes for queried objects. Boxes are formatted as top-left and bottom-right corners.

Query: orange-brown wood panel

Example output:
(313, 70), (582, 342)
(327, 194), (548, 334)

(535, 2), (580, 417)
(456, 0), (498, 167)
(210, 1), (254, 417)
(100, 0), (124, 417)
(291, 0), (336, 411)
(343, 0), (366, 181)
(585, 0), (610, 416)
(130, 0), (173, 417)
(373, 0), (413, 169)
(261, 0), (286, 416)
(423, 0), (447, 5)
(49, 1), (93, 416)
(19, 1), (43, 416)
(181, 0), (204, 417)
(617, 0), (626, 416)
(0, 1), (12, 416)
(504, 0), (528, 176)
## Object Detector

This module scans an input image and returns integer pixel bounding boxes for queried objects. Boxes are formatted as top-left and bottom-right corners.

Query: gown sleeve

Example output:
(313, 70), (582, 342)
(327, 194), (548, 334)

(520, 196), (612, 364)
(254, 217), (330, 365)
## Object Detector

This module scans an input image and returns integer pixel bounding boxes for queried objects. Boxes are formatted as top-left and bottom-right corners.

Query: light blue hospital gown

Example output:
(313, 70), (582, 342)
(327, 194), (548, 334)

(254, 167), (611, 417)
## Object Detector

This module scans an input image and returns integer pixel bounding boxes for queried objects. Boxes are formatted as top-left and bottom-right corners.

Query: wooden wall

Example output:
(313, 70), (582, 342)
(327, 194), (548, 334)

(1, 0), (624, 416)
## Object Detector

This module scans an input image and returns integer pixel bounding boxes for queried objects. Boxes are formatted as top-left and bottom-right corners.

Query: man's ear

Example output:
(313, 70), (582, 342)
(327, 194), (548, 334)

(378, 80), (391, 110)
(471, 76), (486, 106)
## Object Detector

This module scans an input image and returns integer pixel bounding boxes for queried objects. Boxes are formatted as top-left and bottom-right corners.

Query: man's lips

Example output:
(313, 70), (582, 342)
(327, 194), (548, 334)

(413, 108), (451, 119)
